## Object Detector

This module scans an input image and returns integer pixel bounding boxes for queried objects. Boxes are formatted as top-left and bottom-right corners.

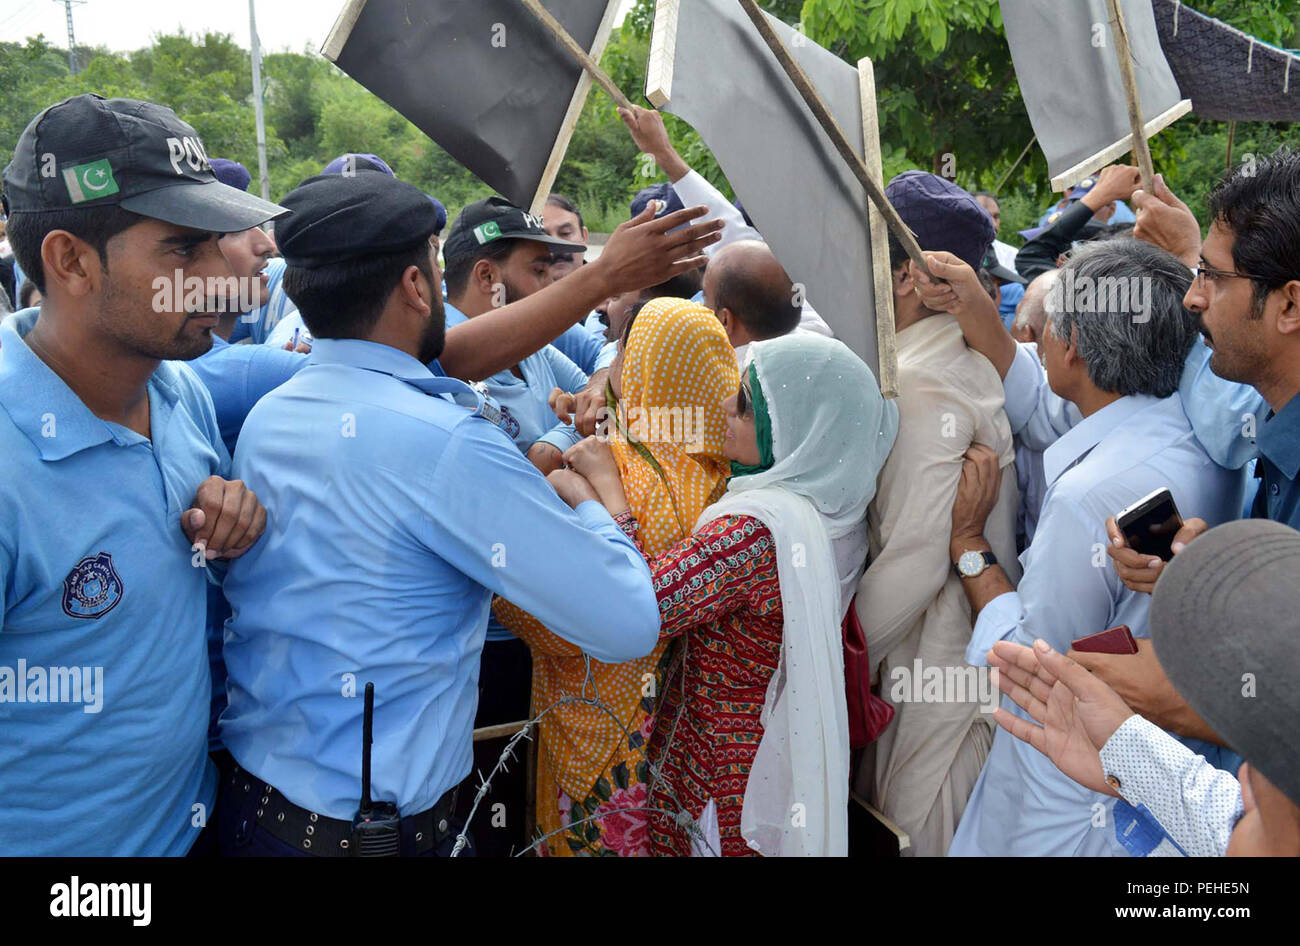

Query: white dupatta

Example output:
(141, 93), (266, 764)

(697, 335), (899, 857)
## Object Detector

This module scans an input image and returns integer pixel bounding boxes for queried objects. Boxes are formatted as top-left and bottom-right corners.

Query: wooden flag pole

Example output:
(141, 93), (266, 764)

(520, 0), (634, 112)
(737, 0), (930, 278)
(1105, 0), (1156, 192)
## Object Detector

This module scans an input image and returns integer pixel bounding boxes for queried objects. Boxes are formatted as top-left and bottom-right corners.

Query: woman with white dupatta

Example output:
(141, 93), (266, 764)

(561, 332), (898, 856)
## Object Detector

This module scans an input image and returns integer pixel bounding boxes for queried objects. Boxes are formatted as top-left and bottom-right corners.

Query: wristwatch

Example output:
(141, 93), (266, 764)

(954, 549), (998, 579)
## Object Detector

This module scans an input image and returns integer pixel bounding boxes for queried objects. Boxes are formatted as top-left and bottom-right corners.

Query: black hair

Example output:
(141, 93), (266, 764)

(622, 300), (645, 345)
(644, 267), (703, 301)
(977, 267), (1000, 301)
(1094, 222), (1135, 242)
(18, 280), (40, 308)
(545, 193), (585, 233)
(442, 237), (517, 299)
(1207, 146), (1300, 310)
(887, 231), (909, 271)
(282, 242), (436, 340)
(5, 205), (144, 294)
(712, 261), (799, 341)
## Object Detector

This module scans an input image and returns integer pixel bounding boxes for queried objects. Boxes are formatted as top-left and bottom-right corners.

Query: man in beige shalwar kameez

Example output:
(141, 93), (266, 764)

(853, 172), (1021, 856)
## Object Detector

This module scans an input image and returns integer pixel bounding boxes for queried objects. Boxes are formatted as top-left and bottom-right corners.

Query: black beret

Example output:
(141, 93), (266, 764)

(276, 173), (438, 269)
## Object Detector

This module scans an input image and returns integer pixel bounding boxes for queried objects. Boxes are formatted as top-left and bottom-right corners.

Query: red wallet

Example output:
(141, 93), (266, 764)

(1071, 624), (1139, 655)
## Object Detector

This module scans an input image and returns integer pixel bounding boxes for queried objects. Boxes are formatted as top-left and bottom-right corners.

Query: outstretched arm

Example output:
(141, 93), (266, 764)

(439, 204), (722, 380)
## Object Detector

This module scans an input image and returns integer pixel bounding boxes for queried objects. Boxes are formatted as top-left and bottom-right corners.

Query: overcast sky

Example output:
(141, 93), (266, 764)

(1, 0), (638, 56)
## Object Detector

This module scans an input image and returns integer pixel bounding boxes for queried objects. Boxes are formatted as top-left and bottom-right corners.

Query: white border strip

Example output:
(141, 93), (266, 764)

(321, 0), (370, 62)
(645, 0), (681, 108)
(1049, 99), (1192, 192)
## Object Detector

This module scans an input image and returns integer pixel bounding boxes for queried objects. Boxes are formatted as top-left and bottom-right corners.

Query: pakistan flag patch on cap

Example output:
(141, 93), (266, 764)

(473, 221), (502, 245)
(62, 159), (119, 203)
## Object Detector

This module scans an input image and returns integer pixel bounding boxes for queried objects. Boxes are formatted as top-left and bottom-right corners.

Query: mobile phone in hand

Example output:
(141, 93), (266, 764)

(1115, 488), (1183, 562)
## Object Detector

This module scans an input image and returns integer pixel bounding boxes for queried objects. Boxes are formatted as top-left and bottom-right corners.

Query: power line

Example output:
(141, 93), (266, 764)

(0, 1), (48, 32)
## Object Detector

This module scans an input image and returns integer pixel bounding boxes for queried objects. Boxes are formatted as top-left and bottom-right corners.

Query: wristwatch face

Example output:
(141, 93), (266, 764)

(957, 550), (987, 578)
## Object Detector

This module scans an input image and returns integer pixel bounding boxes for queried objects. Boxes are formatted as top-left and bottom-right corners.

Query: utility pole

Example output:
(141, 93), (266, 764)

(54, 0), (86, 75)
(249, 0), (271, 202)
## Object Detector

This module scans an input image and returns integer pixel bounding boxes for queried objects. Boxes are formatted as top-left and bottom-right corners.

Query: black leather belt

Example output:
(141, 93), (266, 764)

(225, 764), (460, 857)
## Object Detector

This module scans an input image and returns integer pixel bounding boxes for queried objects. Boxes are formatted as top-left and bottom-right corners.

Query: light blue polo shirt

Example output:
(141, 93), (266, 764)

(0, 309), (222, 855)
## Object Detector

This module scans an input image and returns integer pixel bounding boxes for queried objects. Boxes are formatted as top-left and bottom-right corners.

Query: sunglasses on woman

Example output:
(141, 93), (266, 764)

(737, 377), (754, 419)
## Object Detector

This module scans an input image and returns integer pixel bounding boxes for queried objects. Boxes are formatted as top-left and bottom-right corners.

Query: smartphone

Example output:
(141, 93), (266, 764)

(1072, 624), (1139, 655)
(1115, 488), (1183, 562)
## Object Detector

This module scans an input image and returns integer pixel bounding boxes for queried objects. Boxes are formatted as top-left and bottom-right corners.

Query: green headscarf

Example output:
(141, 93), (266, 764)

(730, 362), (775, 478)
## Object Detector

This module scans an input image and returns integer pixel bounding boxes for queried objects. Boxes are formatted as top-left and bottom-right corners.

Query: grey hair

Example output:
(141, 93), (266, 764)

(1045, 240), (1196, 398)
(1014, 269), (1058, 338)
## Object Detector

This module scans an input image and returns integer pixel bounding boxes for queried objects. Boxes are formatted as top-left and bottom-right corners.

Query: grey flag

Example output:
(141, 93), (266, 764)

(1000, 0), (1188, 190)
(323, 0), (609, 208)
(648, 0), (880, 375)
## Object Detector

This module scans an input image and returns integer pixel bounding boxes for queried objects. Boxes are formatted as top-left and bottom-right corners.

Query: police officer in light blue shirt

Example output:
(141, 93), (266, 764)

(217, 171), (660, 857)
(436, 197), (597, 853)
(439, 197), (591, 463)
(0, 94), (279, 855)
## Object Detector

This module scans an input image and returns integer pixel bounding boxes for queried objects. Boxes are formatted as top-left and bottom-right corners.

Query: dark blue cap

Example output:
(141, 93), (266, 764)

(427, 194), (447, 233)
(1067, 176), (1097, 200)
(629, 182), (683, 220)
(210, 158), (251, 192)
(885, 170), (995, 270)
(321, 153), (395, 177)
(276, 173), (438, 269)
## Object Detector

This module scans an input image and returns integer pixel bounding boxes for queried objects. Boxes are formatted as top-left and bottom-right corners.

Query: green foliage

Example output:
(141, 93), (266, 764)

(799, 0), (1299, 240)
(1, 0), (1296, 243)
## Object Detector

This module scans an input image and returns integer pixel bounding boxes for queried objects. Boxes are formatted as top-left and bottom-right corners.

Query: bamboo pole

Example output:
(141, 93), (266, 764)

(995, 134), (1038, 195)
(519, 0), (634, 111)
(736, 0), (930, 277)
(473, 720), (529, 742)
(1105, 0), (1155, 192)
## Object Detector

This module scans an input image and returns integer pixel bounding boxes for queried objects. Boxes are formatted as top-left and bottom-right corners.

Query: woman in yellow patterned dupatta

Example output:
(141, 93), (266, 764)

(493, 297), (739, 856)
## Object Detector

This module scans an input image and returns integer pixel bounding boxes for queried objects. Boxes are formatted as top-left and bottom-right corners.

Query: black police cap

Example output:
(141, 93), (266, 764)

(2, 93), (285, 231)
(276, 173), (439, 269)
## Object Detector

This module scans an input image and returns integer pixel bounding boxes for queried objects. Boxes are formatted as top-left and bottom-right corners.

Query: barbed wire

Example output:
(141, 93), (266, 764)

(452, 645), (719, 858)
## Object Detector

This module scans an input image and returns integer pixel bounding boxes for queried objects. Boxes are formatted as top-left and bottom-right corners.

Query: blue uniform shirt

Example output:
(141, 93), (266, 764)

(189, 333), (307, 455)
(219, 337), (658, 819)
(1250, 395), (1300, 529)
(188, 332), (307, 751)
(434, 302), (587, 642)
(228, 258), (297, 345)
(0, 309), (222, 855)
(436, 302), (587, 455)
(552, 322), (605, 375)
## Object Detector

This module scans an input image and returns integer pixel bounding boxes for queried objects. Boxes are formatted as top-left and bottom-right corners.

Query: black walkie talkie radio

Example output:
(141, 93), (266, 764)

(350, 682), (402, 856)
